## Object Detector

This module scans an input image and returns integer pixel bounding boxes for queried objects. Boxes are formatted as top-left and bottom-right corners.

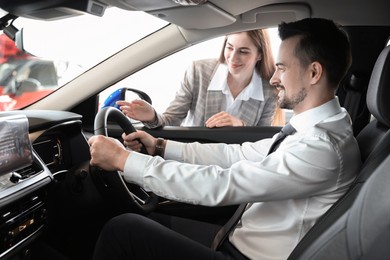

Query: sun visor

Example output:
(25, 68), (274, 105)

(241, 4), (311, 26)
(148, 3), (236, 29)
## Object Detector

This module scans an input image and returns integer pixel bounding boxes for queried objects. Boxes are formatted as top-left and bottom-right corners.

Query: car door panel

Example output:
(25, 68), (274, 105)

(107, 124), (281, 144)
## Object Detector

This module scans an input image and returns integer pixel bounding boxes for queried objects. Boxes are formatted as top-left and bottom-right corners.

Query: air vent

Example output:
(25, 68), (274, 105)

(15, 161), (43, 180)
(0, 203), (19, 223)
(0, 190), (46, 223)
(21, 194), (44, 212)
(0, 189), (47, 256)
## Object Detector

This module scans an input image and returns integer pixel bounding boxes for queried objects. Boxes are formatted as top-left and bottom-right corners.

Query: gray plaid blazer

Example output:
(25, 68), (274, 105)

(145, 58), (277, 128)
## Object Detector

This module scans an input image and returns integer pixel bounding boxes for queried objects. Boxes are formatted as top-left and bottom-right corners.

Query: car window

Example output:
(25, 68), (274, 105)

(99, 36), (225, 113)
(0, 8), (168, 111)
(99, 28), (284, 120)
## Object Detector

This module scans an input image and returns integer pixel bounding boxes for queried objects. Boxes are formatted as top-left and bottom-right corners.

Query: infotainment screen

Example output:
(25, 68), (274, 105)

(0, 114), (33, 175)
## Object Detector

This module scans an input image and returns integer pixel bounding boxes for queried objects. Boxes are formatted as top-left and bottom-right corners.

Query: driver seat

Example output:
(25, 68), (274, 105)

(296, 152), (390, 260)
(288, 45), (390, 259)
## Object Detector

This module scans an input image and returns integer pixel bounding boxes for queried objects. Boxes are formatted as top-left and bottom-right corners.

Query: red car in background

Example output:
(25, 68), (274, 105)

(0, 34), (58, 111)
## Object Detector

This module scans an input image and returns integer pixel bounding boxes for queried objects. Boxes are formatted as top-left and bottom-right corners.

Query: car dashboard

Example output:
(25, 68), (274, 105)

(0, 110), (91, 259)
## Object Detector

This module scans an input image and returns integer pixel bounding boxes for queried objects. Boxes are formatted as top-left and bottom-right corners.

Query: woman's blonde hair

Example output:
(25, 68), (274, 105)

(219, 29), (275, 81)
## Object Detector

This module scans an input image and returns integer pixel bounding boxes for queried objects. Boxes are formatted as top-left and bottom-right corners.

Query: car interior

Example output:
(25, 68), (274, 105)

(0, 0), (389, 260)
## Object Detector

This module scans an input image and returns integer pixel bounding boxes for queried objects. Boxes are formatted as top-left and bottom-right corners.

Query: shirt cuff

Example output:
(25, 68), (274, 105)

(164, 140), (185, 161)
(122, 151), (150, 186)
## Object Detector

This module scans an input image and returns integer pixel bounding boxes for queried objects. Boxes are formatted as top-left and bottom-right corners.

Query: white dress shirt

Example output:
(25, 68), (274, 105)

(123, 98), (361, 260)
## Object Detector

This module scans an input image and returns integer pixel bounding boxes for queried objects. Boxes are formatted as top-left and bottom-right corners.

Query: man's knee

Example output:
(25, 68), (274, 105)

(94, 214), (147, 260)
(103, 213), (148, 237)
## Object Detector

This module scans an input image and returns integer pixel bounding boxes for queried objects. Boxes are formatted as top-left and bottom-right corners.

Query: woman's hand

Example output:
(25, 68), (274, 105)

(205, 111), (245, 128)
(117, 100), (156, 122)
(122, 130), (158, 155)
(88, 135), (129, 172)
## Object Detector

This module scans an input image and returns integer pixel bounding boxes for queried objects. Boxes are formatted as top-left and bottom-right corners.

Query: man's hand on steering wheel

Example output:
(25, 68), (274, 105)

(88, 135), (129, 172)
(122, 131), (157, 155)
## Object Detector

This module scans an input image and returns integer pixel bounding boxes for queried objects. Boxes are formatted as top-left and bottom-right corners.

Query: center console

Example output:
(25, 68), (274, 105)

(0, 115), (52, 259)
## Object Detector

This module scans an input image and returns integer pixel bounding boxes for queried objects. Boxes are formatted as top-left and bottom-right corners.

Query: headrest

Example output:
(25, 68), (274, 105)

(367, 45), (390, 127)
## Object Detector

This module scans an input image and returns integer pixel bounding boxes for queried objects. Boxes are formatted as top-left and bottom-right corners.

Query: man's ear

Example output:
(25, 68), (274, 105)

(309, 61), (323, 85)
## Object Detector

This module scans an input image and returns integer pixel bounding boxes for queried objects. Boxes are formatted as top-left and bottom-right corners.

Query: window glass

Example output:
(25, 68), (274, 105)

(99, 28), (282, 115)
(99, 36), (225, 113)
(0, 8), (168, 111)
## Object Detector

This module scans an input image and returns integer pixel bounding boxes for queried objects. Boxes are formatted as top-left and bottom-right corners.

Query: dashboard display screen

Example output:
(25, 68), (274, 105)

(0, 115), (33, 175)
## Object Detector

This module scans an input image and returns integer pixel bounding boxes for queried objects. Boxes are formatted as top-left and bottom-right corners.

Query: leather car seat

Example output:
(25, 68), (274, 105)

(296, 153), (390, 260)
(288, 45), (390, 259)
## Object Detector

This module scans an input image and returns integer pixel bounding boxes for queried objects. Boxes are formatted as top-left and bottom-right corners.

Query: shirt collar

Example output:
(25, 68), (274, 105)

(207, 63), (264, 101)
(289, 97), (343, 132)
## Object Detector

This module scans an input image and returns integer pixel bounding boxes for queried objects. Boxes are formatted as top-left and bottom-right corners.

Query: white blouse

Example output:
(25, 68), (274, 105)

(207, 63), (264, 115)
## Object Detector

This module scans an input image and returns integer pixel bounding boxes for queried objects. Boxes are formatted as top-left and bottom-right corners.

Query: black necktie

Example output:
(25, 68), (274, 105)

(266, 123), (296, 154)
(211, 123), (296, 250)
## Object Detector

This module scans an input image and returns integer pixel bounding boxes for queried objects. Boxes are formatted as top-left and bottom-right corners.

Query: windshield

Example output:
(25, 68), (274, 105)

(0, 8), (168, 111)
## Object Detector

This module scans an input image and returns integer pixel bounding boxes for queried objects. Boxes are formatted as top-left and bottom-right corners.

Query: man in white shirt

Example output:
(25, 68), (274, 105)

(88, 18), (360, 260)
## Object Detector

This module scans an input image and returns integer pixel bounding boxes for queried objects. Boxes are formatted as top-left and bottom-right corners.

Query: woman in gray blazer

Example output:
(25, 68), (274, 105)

(118, 29), (278, 128)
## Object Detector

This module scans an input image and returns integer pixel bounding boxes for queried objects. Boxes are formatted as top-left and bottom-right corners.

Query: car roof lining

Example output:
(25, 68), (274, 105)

(1, 0), (390, 29)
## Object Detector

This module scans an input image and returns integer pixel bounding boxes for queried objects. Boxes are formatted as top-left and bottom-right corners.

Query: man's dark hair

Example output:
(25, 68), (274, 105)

(278, 18), (352, 88)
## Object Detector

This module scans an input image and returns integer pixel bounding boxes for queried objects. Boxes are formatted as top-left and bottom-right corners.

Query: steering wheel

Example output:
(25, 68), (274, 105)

(91, 106), (158, 214)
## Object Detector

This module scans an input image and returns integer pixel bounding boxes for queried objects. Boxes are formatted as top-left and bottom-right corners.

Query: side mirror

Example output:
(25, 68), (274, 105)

(101, 88), (152, 109)
(100, 88), (152, 123)
(123, 88), (152, 105)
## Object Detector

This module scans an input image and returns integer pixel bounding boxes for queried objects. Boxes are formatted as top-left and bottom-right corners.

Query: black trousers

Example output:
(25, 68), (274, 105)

(92, 213), (249, 260)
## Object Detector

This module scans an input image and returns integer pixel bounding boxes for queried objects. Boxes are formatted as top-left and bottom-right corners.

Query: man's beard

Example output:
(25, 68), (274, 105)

(277, 86), (307, 110)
